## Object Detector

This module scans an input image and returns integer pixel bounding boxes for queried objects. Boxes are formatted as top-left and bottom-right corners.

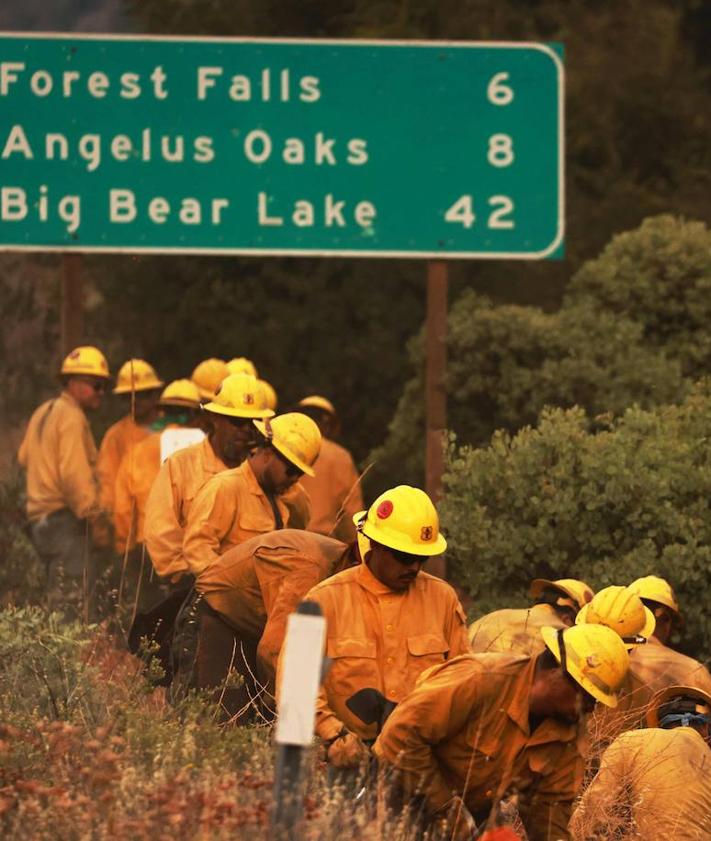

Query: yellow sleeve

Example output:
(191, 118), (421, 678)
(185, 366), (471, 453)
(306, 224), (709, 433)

(113, 454), (136, 554)
(57, 411), (100, 520)
(526, 744), (583, 840)
(257, 562), (323, 679)
(97, 426), (121, 513)
(283, 483), (311, 530)
(144, 460), (184, 577)
(17, 422), (30, 468)
(445, 592), (472, 658)
(374, 662), (480, 816)
(182, 477), (236, 576)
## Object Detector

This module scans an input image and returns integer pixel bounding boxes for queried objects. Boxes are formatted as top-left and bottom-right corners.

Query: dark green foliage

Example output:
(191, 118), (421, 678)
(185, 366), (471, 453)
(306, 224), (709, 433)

(368, 276), (686, 495)
(565, 215), (711, 378)
(441, 383), (711, 661)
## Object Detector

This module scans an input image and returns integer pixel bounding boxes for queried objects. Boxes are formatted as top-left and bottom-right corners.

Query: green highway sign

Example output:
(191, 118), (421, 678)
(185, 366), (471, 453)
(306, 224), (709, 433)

(0, 34), (564, 259)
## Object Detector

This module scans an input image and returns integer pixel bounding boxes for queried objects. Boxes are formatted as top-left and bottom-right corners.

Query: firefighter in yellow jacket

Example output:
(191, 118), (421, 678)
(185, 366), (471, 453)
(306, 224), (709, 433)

(97, 358), (163, 515)
(304, 486), (470, 769)
(468, 578), (594, 655)
(182, 412), (319, 576)
(17, 346), (110, 615)
(297, 395), (364, 543)
(171, 529), (358, 720)
(144, 373), (273, 583)
(594, 575), (711, 742)
(374, 624), (630, 841)
(570, 684), (711, 840)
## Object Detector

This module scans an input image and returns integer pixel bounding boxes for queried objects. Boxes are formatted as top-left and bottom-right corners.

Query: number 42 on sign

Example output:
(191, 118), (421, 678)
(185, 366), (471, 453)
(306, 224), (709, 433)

(445, 195), (514, 230)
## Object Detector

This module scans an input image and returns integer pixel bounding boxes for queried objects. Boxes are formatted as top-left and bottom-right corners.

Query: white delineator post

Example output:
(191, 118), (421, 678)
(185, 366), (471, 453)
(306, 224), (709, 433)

(273, 601), (327, 839)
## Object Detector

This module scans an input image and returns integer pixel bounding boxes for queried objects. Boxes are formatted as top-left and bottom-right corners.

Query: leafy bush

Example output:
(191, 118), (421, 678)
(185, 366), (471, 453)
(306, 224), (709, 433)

(566, 215), (711, 377)
(367, 288), (684, 495)
(441, 382), (711, 661)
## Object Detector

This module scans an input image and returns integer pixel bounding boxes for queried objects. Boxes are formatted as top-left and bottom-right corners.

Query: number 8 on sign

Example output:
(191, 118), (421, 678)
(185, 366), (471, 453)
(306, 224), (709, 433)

(488, 134), (514, 167)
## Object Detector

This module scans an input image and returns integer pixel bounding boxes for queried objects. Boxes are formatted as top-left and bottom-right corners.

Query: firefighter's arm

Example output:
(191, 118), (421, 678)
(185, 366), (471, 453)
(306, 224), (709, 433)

(113, 455), (135, 554)
(58, 412), (100, 520)
(373, 662), (479, 816)
(144, 461), (184, 575)
(182, 477), (234, 576)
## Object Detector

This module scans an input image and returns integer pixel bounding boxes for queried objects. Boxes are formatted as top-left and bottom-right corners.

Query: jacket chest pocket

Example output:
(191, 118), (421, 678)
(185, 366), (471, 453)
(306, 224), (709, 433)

(237, 505), (279, 539)
(407, 633), (450, 670)
(326, 638), (379, 698)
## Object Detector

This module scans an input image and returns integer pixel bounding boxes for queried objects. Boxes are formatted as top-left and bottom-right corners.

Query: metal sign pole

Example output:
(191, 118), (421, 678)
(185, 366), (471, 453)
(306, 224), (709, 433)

(61, 254), (84, 355)
(425, 260), (448, 580)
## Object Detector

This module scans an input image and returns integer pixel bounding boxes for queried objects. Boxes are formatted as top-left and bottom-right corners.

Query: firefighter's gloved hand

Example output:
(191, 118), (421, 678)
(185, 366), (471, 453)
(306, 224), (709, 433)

(326, 731), (369, 768)
(434, 796), (478, 841)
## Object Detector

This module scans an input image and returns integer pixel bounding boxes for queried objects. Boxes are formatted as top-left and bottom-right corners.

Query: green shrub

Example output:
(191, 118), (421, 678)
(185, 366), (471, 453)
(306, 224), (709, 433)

(566, 215), (711, 377)
(441, 382), (711, 661)
(0, 469), (45, 606)
(367, 289), (684, 496)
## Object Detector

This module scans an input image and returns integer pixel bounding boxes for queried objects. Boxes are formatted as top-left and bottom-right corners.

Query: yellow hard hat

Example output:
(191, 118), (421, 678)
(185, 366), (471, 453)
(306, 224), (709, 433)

(628, 575), (681, 617)
(530, 578), (595, 612)
(203, 373), (274, 420)
(253, 412), (321, 476)
(353, 485), (447, 557)
(646, 684), (711, 728)
(576, 585), (656, 648)
(541, 624), (630, 708)
(159, 379), (201, 410)
(191, 358), (229, 401)
(259, 379), (278, 411)
(227, 357), (258, 378)
(112, 358), (164, 394)
(298, 395), (337, 416)
(60, 345), (110, 379)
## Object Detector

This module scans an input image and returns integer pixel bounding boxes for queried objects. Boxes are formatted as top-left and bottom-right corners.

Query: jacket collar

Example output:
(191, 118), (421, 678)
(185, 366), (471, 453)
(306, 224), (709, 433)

(241, 458), (266, 498)
(203, 436), (228, 474)
(356, 561), (398, 596)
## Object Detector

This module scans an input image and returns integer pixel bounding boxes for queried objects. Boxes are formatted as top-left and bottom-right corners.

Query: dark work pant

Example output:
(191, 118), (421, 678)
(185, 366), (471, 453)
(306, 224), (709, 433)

(171, 591), (266, 723)
(29, 509), (94, 620)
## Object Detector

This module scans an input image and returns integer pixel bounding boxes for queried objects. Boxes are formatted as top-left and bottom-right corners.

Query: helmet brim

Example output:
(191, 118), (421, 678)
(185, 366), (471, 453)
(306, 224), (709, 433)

(204, 402), (275, 420)
(541, 625), (619, 708)
(645, 683), (711, 728)
(113, 381), (164, 395)
(253, 419), (316, 477)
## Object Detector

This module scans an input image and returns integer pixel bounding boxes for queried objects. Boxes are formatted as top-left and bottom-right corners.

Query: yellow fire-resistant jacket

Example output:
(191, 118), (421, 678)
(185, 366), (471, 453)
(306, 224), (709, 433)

(299, 437), (364, 543)
(144, 436), (227, 579)
(468, 603), (567, 655)
(374, 653), (586, 841)
(592, 636), (711, 745)
(113, 430), (167, 553)
(197, 529), (349, 677)
(569, 727), (711, 840)
(97, 415), (151, 513)
(17, 391), (100, 521)
(305, 563), (469, 744)
(182, 459), (311, 577)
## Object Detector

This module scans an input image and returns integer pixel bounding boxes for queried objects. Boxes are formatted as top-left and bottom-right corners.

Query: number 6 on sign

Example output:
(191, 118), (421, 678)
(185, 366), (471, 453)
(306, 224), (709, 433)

(487, 72), (514, 105)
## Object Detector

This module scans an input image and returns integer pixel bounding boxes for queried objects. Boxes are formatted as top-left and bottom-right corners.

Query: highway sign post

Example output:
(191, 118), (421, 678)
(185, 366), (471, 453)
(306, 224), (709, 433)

(0, 34), (563, 257)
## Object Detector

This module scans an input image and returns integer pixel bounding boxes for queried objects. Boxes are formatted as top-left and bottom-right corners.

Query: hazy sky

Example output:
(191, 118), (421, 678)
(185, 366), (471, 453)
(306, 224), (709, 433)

(0, 0), (128, 33)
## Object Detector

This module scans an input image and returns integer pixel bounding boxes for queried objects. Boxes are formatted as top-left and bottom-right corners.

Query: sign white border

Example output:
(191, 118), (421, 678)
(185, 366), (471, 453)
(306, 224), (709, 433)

(0, 32), (565, 260)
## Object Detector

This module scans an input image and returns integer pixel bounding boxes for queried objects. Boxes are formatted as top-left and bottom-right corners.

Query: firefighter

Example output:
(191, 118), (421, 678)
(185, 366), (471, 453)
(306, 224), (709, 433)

(595, 575), (711, 742)
(570, 684), (711, 839)
(17, 345), (111, 616)
(575, 584), (656, 647)
(171, 529), (359, 720)
(468, 578), (594, 655)
(97, 358), (163, 515)
(305, 485), (470, 769)
(190, 357), (229, 403)
(181, 412), (319, 576)
(114, 379), (202, 556)
(374, 624), (630, 841)
(227, 357), (257, 377)
(296, 395), (364, 543)
(144, 373), (274, 584)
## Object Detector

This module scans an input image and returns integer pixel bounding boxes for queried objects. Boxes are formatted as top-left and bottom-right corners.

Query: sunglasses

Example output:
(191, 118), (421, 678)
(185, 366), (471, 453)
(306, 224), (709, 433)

(226, 415), (253, 430)
(273, 447), (302, 478)
(76, 377), (107, 393)
(388, 547), (427, 567)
